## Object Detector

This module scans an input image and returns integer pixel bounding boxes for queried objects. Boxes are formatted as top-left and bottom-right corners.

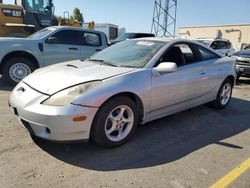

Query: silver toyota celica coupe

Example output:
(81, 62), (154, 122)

(9, 38), (236, 147)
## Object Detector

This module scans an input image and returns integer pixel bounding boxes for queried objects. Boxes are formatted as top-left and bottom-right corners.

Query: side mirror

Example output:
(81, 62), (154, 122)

(153, 62), (177, 76)
(46, 37), (58, 44)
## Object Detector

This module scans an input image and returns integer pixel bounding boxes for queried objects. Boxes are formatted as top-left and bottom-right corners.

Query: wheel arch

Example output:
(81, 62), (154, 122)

(225, 75), (235, 86)
(0, 51), (39, 74)
(102, 92), (145, 122)
(89, 91), (144, 144)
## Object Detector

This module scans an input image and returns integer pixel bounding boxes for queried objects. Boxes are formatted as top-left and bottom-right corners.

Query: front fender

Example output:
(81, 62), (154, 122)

(0, 42), (42, 67)
(72, 69), (152, 119)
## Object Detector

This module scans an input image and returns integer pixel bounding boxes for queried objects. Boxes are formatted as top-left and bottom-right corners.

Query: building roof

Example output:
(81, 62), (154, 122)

(179, 23), (250, 29)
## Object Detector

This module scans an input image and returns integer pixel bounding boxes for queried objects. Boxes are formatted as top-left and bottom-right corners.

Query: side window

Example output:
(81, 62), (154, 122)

(210, 41), (219, 49)
(227, 42), (232, 49)
(50, 30), (81, 45)
(159, 43), (196, 67)
(178, 44), (195, 64)
(197, 46), (220, 61)
(83, 32), (101, 46)
(217, 41), (227, 49)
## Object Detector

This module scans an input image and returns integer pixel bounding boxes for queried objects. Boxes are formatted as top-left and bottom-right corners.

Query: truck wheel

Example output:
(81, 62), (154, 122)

(2, 57), (35, 85)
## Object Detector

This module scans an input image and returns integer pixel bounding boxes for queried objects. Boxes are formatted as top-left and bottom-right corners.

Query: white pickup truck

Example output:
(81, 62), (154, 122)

(0, 26), (109, 84)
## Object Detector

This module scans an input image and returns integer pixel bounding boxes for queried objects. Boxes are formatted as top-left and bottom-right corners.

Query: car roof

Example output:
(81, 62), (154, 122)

(196, 38), (230, 42)
(125, 32), (155, 35)
(46, 26), (105, 34)
(133, 37), (176, 42)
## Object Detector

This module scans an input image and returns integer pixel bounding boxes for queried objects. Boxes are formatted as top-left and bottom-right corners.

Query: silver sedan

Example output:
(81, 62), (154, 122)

(9, 38), (236, 147)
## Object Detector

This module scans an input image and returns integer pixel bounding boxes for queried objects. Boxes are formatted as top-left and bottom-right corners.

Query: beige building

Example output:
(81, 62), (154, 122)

(178, 24), (250, 50)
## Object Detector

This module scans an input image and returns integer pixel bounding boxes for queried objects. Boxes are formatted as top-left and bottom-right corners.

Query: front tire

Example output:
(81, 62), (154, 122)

(2, 57), (35, 85)
(91, 96), (139, 148)
(212, 78), (233, 109)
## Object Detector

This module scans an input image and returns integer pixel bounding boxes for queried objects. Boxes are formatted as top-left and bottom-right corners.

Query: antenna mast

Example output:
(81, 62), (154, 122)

(151, 0), (177, 37)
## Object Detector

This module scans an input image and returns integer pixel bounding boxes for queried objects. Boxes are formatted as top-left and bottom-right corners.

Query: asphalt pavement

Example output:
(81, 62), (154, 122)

(0, 77), (249, 188)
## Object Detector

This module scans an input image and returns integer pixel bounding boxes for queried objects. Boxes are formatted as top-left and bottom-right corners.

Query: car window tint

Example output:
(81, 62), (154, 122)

(210, 41), (218, 49)
(83, 32), (101, 46)
(217, 41), (227, 49)
(160, 44), (195, 67)
(50, 30), (81, 45)
(178, 44), (195, 64)
(227, 42), (232, 49)
(198, 46), (220, 61)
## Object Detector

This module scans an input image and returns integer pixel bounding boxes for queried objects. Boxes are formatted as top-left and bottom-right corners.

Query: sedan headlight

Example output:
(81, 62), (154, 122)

(42, 81), (101, 106)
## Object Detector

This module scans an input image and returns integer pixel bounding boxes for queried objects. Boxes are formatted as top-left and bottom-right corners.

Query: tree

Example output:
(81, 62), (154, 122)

(72, 8), (84, 23)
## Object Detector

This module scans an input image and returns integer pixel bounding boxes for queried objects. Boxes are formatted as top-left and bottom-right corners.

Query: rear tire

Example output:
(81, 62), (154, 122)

(91, 96), (139, 148)
(2, 57), (35, 85)
(212, 78), (233, 109)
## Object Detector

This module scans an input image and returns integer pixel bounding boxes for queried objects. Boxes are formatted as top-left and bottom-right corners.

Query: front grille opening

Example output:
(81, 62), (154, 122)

(45, 127), (51, 134)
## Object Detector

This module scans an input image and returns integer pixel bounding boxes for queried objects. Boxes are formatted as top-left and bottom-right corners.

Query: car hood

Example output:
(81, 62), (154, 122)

(23, 60), (135, 95)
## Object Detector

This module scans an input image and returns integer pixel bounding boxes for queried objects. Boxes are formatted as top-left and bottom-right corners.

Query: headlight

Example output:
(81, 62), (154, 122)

(42, 81), (101, 106)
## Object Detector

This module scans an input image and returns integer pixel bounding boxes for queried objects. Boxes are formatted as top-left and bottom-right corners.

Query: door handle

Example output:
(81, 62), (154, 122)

(200, 72), (206, 75)
(69, 47), (78, 50)
(96, 49), (102, 52)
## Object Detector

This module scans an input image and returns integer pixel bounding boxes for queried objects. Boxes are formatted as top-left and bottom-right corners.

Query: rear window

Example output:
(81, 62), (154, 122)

(197, 46), (220, 60)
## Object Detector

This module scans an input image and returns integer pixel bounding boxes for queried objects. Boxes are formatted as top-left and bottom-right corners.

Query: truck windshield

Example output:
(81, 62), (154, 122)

(24, 0), (50, 12)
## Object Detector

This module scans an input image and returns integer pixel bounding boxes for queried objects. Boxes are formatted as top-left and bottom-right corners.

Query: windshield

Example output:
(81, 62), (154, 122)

(24, 0), (50, 12)
(115, 33), (136, 41)
(196, 40), (211, 46)
(89, 40), (166, 68)
(28, 27), (55, 39)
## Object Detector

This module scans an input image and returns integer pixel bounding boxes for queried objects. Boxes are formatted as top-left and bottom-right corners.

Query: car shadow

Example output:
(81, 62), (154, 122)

(0, 77), (14, 91)
(33, 97), (250, 171)
(236, 77), (250, 86)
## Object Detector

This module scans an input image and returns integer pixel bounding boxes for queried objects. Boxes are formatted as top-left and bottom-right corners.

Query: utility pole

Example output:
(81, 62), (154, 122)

(151, 0), (177, 37)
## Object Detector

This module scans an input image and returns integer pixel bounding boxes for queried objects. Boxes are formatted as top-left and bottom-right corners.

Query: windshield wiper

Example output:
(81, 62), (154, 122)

(88, 59), (119, 67)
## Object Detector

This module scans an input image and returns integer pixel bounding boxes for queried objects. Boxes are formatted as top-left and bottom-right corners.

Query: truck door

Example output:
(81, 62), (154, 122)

(43, 29), (81, 66)
(79, 32), (105, 60)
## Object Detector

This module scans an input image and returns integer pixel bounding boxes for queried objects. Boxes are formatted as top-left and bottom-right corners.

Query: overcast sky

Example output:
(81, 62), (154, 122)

(3, 0), (250, 32)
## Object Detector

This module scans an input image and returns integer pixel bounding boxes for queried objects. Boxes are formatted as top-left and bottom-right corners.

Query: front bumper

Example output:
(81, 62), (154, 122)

(9, 82), (98, 141)
(236, 63), (250, 76)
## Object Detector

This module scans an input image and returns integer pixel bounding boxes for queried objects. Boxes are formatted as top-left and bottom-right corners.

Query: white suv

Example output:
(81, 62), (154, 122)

(196, 39), (234, 56)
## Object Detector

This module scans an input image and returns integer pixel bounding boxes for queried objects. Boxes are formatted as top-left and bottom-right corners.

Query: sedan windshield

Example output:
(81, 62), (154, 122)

(89, 40), (166, 68)
(115, 33), (136, 41)
(196, 40), (211, 46)
(28, 27), (55, 39)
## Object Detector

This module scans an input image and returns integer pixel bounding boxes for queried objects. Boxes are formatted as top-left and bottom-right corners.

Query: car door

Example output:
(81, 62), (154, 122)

(150, 43), (213, 117)
(195, 45), (224, 91)
(79, 32), (104, 60)
(42, 29), (81, 66)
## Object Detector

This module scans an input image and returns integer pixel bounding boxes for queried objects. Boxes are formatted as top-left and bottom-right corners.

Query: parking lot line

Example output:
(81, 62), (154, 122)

(209, 158), (250, 188)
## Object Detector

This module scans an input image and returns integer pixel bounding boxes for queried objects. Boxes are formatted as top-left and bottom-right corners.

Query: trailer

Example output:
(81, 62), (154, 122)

(83, 23), (118, 41)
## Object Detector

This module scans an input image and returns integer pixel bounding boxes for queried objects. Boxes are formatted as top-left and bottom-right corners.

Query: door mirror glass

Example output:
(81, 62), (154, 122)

(46, 37), (59, 44)
(154, 62), (177, 75)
